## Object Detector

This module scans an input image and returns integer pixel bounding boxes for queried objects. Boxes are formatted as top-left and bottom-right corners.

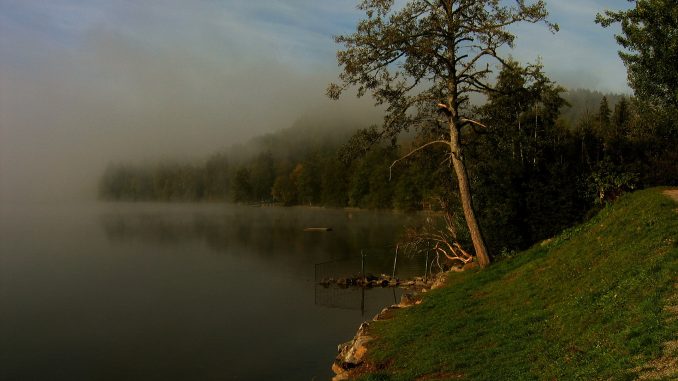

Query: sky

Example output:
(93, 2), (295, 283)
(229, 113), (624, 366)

(0, 0), (632, 202)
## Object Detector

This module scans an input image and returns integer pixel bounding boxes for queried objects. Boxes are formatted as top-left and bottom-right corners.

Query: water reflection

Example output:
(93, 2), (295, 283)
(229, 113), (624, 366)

(99, 203), (423, 272)
(314, 285), (400, 317)
(1, 202), (423, 380)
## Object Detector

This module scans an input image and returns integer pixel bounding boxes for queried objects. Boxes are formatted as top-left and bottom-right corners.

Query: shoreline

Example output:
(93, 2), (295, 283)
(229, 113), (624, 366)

(330, 264), (476, 380)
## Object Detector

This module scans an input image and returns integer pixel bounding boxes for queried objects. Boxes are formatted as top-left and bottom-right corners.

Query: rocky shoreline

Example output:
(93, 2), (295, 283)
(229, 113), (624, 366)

(318, 273), (430, 289)
(330, 264), (476, 380)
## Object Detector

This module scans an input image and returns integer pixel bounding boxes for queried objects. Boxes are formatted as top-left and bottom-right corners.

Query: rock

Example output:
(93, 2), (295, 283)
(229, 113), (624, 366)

(333, 322), (374, 375)
(356, 321), (369, 334)
(373, 305), (402, 321)
(331, 363), (347, 376)
(373, 308), (385, 321)
(332, 372), (350, 381)
(399, 292), (419, 307)
(350, 335), (372, 362)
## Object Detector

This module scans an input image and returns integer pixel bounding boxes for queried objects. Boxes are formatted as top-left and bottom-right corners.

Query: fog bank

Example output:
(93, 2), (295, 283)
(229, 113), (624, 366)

(0, 1), (377, 202)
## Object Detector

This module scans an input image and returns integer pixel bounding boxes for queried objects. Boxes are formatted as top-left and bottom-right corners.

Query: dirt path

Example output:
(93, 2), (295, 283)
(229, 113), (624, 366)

(664, 189), (678, 203)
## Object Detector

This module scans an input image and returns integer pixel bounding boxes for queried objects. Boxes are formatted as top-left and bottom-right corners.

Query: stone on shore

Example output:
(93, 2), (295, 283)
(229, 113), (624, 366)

(332, 322), (373, 379)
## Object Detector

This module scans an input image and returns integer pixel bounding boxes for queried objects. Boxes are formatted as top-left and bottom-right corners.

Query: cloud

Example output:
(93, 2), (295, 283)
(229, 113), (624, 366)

(506, 0), (631, 93)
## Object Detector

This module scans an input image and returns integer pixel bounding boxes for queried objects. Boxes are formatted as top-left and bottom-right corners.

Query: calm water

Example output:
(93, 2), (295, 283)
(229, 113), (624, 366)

(0, 202), (424, 380)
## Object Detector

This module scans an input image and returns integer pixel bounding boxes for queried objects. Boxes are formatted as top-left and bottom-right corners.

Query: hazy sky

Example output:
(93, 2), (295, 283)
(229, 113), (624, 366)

(0, 0), (631, 201)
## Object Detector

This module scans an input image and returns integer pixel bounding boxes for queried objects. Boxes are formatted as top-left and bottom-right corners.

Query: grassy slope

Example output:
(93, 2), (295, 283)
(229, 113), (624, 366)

(360, 188), (678, 380)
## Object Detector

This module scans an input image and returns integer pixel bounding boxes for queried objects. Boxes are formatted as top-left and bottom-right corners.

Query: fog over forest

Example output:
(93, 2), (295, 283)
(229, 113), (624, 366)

(0, 30), (380, 201)
(0, 0), (629, 202)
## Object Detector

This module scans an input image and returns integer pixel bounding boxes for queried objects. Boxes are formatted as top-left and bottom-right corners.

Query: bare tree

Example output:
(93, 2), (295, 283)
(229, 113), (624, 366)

(328, 0), (557, 267)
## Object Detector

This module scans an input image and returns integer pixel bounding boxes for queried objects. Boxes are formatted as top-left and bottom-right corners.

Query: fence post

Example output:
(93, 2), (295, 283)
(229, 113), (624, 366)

(424, 251), (429, 281)
(392, 245), (399, 279)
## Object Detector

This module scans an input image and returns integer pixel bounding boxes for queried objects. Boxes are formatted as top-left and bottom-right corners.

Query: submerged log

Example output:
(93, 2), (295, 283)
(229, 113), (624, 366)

(304, 227), (333, 232)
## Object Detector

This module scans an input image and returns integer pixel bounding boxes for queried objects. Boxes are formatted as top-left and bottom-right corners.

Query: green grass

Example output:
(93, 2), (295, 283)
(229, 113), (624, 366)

(358, 188), (678, 380)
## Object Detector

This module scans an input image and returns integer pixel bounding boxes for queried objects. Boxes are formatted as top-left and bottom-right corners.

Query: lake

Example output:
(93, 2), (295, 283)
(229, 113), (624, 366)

(0, 202), (427, 380)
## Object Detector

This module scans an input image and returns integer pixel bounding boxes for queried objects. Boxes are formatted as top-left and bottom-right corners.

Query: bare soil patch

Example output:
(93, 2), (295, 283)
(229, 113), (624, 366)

(663, 189), (678, 203)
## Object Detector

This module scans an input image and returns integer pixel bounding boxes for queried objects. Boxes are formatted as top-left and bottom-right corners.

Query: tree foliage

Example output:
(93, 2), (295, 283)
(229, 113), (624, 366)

(596, 0), (678, 109)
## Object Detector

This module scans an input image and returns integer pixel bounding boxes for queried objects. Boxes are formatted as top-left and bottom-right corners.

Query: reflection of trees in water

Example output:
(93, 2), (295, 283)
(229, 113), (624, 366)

(99, 206), (423, 266)
(101, 214), (200, 244)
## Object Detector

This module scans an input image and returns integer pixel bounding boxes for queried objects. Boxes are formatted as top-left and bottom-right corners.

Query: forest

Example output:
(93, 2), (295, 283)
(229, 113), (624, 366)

(99, 85), (677, 255)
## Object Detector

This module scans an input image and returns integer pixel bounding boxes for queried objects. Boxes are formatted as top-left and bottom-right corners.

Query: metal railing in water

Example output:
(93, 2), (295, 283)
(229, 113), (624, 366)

(313, 248), (439, 314)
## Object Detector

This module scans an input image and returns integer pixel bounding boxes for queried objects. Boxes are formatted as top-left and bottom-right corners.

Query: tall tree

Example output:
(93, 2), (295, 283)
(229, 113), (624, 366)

(599, 96), (611, 128)
(328, 0), (556, 267)
(473, 61), (573, 251)
(612, 97), (630, 133)
(596, 0), (678, 110)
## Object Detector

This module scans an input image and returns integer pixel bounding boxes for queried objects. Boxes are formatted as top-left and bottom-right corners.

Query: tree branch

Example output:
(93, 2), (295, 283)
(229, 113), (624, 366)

(389, 140), (450, 180)
(460, 118), (489, 129)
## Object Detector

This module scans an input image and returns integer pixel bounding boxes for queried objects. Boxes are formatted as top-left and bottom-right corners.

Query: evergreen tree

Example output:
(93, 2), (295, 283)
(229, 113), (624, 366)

(597, 0), (678, 110)
(599, 96), (611, 129)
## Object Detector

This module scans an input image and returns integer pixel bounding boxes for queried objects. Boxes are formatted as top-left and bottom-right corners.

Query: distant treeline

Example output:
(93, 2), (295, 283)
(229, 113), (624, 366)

(100, 88), (677, 252)
(99, 142), (438, 210)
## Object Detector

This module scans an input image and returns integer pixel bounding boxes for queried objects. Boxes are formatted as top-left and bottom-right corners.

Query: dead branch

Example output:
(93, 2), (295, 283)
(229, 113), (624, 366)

(436, 103), (454, 120)
(389, 140), (450, 180)
(460, 118), (489, 129)
(397, 201), (475, 273)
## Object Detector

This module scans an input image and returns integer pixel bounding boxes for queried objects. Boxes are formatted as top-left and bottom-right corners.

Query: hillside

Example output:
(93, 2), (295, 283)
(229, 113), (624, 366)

(354, 188), (678, 380)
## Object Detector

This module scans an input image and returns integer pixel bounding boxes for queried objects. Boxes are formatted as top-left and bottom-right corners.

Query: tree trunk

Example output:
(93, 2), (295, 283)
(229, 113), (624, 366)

(449, 121), (491, 268)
